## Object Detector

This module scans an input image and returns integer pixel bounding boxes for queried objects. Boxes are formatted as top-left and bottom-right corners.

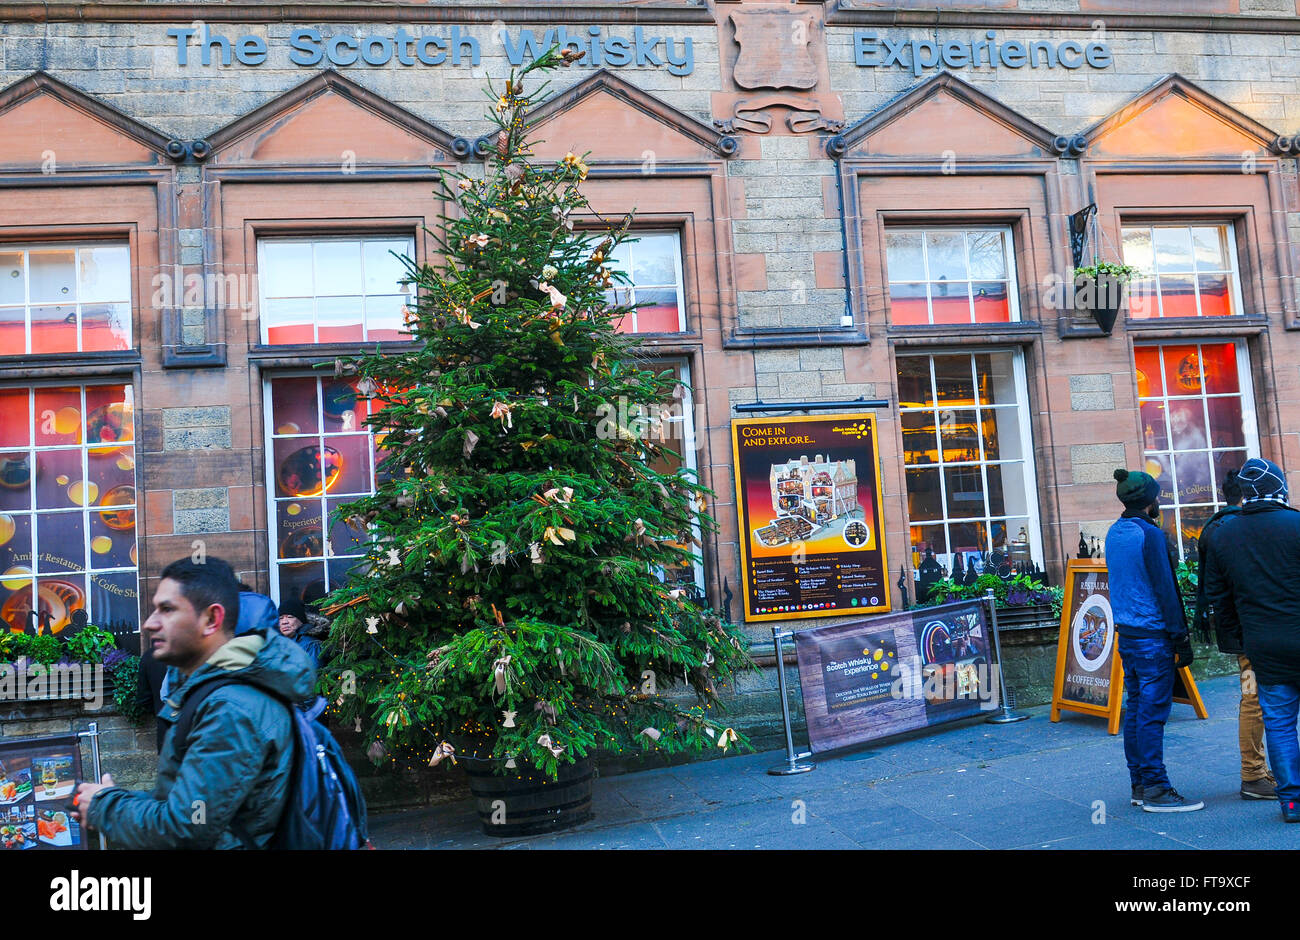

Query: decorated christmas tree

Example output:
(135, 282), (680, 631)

(321, 48), (752, 778)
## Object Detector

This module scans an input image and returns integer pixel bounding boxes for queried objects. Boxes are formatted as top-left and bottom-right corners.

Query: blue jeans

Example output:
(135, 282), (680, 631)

(1118, 634), (1175, 791)
(1257, 683), (1300, 807)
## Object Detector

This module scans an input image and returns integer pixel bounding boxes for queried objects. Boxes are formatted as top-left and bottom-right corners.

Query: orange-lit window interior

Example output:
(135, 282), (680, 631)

(886, 227), (1017, 326)
(0, 244), (132, 354)
(1121, 224), (1240, 319)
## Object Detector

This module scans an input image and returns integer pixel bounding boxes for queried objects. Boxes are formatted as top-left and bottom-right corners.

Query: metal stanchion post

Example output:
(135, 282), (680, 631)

(767, 628), (815, 775)
(984, 589), (1030, 724)
(78, 721), (108, 849)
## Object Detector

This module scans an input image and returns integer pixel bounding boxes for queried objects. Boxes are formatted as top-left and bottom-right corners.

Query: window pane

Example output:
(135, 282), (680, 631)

(0, 453), (32, 511)
(905, 467), (942, 521)
(313, 241), (363, 296)
(1173, 451), (1212, 504)
(1177, 505), (1215, 559)
(0, 514), (31, 579)
(929, 282), (971, 325)
(88, 570), (138, 635)
(1140, 401), (1169, 450)
(1191, 226), (1228, 270)
(263, 298), (315, 345)
(974, 352), (1017, 406)
(1214, 450), (1249, 492)
(889, 282), (930, 325)
(886, 232), (925, 282)
(631, 235), (678, 285)
(1162, 345), (1202, 396)
(35, 449), (85, 511)
(84, 385), (133, 447)
(939, 410), (980, 462)
(362, 239), (413, 295)
(932, 356), (976, 406)
(78, 246), (130, 302)
(1207, 397), (1245, 449)
(277, 500), (324, 562)
(943, 465), (985, 519)
(80, 303), (131, 352)
(1121, 228), (1154, 274)
(275, 441), (329, 498)
(1146, 453), (1175, 506)
(1127, 278), (1158, 319)
(632, 287), (682, 333)
(323, 435), (371, 496)
(925, 232), (966, 281)
(0, 390), (29, 447)
(1168, 399), (1208, 451)
(1201, 342), (1239, 395)
(28, 251), (76, 303)
(901, 411), (937, 465)
(896, 357), (933, 408)
(1134, 346), (1163, 399)
(316, 296), (365, 344)
(271, 377), (320, 435)
(0, 253), (23, 305)
(261, 242), (313, 298)
(1153, 227), (1195, 272)
(1158, 275), (1197, 318)
(970, 281), (1010, 323)
(30, 305), (78, 354)
(947, 520), (989, 562)
(364, 294), (409, 342)
(1197, 274), (1232, 317)
(34, 388), (81, 447)
(36, 513), (83, 573)
(326, 497), (368, 557)
(966, 231), (1006, 280)
(89, 511), (135, 570)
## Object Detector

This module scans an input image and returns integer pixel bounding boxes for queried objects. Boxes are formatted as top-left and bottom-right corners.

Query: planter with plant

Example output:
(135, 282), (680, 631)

(1073, 260), (1139, 335)
(319, 50), (752, 837)
(916, 572), (1063, 629)
(0, 625), (141, 715)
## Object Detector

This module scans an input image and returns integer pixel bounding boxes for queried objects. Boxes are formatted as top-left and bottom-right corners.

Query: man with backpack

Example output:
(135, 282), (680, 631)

(1204, 457), (1300, 823)
(74, 556), (322, 849)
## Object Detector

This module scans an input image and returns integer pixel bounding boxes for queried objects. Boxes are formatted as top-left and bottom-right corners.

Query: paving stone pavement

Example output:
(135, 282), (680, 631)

(369, 674), (1296, 849)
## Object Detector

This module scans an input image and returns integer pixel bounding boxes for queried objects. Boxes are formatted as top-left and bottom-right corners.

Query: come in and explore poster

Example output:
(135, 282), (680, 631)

(731, 414), (889, 622)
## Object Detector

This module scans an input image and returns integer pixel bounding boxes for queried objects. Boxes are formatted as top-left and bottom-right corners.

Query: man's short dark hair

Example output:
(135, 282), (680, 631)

(159, 557), (241, 632)
(1223, 468), (1243, 506)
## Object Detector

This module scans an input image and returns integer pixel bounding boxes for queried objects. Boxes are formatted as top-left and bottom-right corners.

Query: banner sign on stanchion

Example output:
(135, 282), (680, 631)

(791, 598), (1001, 754)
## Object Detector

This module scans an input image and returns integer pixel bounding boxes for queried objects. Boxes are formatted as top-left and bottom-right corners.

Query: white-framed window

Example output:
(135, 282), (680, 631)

(0, 382), (138, 635)
(264, 374), (385, 607)
(0, 243), (132, 354)
(885, 226), (1020, 326)
(644, 358), (704, 593)
(604, 231), (687, 334)
(1135, 341), (1259, 559)
(897, 350), (1042, 585)
(258, 235), (416, 345)
(1121, 223), (1244, 319)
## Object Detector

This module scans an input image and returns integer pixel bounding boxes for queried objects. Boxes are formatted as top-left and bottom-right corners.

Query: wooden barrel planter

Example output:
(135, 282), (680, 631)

(465, 755), (594, 837)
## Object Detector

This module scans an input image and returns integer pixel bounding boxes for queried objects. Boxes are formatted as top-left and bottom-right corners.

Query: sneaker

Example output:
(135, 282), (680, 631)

(1131, 784), (1144, 806)
(1282, 801), (1300, 823)
(1141, 787), (1205, 813)
(1241, 777), (1277, 801)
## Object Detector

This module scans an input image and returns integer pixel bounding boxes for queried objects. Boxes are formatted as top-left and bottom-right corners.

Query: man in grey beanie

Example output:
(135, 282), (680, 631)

(1204, 457), (1300, 823)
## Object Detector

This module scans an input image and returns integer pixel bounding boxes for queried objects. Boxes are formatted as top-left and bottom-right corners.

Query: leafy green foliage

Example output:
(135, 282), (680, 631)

(107, 654), (145, 724)
(320, 49), (753, 777)
(918, 573), (1064, 621)
(61, 625), (117, 664)
(1074, 261), (1139, 283)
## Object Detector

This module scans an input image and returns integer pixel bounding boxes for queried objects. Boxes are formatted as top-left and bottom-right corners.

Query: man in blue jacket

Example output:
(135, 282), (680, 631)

(1105, 468), (1203, 813)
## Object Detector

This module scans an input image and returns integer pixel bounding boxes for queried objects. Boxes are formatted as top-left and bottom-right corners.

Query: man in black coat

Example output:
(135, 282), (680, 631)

(1204, 457), (1300, 823)
(1193, 468), (1274, 800)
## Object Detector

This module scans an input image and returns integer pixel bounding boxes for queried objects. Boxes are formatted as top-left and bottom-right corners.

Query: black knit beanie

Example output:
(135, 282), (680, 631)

(1114, 468), (1160, 508)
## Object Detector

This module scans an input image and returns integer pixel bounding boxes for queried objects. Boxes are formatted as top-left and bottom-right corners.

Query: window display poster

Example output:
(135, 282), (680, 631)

(731, 414), (889, 622)
(793, 599), (998, 753)
(0, 735), (85, 850)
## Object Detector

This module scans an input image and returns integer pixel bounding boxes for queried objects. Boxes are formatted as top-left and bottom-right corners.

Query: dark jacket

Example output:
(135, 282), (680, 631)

(1104, 512), (1186, 639)
(1193, 503), (1242, 652)
(1204, 500), (1300, 686)
(88, 629), (316, 849)
(134, 647), (170, 752)
(235, 591), (279, 636)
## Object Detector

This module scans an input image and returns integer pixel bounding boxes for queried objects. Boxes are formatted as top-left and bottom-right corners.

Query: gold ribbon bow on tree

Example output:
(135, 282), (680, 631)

(490, 400), (513, 429)
(493, 655), (513, 695)
(428, 742), (458, 767)
(717, 728), (739, 751)
(536, 733), (565, 758)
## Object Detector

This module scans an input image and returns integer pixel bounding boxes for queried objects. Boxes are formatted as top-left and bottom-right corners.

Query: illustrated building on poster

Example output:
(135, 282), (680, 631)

(768, 454), (858, 528)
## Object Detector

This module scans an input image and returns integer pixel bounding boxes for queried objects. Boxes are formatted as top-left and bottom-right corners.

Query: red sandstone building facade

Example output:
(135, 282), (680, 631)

(0, 1), (1298, 651)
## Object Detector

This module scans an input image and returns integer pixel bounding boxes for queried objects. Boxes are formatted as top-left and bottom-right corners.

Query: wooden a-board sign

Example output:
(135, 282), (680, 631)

(1050, 559), (1207, 735)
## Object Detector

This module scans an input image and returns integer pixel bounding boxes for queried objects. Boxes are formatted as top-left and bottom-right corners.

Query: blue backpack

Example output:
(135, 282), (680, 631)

(173, 678), (371, 850)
